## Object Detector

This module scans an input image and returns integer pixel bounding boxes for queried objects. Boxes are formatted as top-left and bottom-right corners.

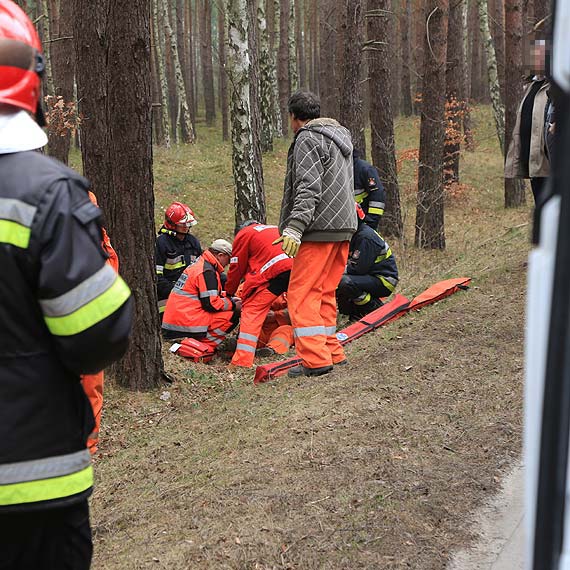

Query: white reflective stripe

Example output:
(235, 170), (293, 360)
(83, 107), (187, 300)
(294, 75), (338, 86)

(324, 326), (337, 336)
(236, 342), (256, 353)
(156, 265), (164, 274)
(294, 326), (326, 338)
(171, 289), (199, 300)
(157, 299), (167, 308)
(230, 256), (238, 264)
(206, 333), (224, 345)
(0, 449), (91, 485)
(259, 253), (289, 274)
(0, 197), (36, 227)
(199, 289), (219, 298)
(253, 225), (277, 232)
(162, 323), (208, 333)
(39, 264), (117, 317)
(369, 201), (385, 209)
(165, 255), (184, 264)
(380, 276), (398, 287)
(239, 332), (258, 343)
(212, 328), (228, 338)
(222, 298), (231, 310)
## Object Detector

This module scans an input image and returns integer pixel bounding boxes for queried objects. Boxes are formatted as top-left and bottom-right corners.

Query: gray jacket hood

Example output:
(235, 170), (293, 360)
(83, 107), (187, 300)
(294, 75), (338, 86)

(299, 118), (353, 158)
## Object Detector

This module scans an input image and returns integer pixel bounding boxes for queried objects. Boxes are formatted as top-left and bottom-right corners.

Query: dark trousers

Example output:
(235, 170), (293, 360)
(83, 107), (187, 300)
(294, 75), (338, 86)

(0, 500), (92, 570)
(530, 177), (547, 204)
(337, 274), (392, 317)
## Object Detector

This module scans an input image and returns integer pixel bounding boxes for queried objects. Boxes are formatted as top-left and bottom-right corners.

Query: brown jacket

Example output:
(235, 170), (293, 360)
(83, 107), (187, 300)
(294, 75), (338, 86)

(505, 79), (550, 179)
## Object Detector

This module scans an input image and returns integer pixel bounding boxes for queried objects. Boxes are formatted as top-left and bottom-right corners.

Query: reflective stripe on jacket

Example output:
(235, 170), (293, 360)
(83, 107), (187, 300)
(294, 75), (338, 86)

(353, 156), (385, 230)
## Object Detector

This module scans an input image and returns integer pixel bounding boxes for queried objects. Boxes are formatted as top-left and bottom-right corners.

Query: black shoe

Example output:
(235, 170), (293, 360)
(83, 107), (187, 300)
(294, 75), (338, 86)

(288, 364), (333, 378)
(334, 359), (348, 366)
(255, 346), (276, 358)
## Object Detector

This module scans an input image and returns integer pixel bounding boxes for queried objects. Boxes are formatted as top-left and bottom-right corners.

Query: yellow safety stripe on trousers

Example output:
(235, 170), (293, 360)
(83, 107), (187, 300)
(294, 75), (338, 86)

(354, 292), (372, 306)
(0, 464), (93, 506)
(379, 276), (396, 293)
(164, 261), (186, 271)
(374, 248), (393, 264)
(368, 207), (384, 216)
(44, 275), (130, 336)
(0, 219), (31, 249)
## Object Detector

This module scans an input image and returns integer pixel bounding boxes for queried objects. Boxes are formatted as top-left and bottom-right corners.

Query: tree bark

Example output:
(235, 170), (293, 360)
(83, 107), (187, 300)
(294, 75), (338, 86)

(490, 0), (506, 101)
(218, 3), (229, 141)
(478, 0), (505, 153)
(289, 0), (298, 91)
(319, 0), (338, 117)
(504, 0), (526, 206)
(415, 0), (449, 250)
(339, 0), (366, 156)
(277, 0), (290, 136)
(400, 0), (414, 116)
(462, 0), (475, 149)
(227, 0), (267, 226)
(185, 0), (197, 122)
(367, 0), (403, 238)
(258, 0), (276, 151)
(177, 0), (194, 132)
(74, 0), (163, 390)
(296, 0), (306, 88)
(37, 0), (55, 97)
(152, 0), (171, 148)
(199, 0), (216, 125)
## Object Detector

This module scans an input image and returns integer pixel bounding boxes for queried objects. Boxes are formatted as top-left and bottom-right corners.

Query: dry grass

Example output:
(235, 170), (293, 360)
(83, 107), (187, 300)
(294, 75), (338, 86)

(90, 105), (530, 569)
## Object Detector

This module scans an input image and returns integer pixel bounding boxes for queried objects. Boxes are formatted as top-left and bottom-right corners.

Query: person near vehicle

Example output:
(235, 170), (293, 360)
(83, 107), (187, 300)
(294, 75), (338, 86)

(505, 37), (553, 203)
(155, 201), (202, 316)
(274, 90), (357, 378)
(225, 220), (293, 367)
(162, 239), (239, 349)
(337, 205), (399, 320)
(353, 148), (385, 230)
(0, 2), (133, 567)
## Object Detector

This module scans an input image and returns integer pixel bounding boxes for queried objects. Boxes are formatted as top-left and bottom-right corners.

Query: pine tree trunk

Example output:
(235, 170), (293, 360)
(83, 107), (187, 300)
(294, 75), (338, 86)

(477, 0), (505, 153)
(412, 0), (426, 113)
(270, 0), (284, 135)
(504, 0), (526, 206)
(227, 0), (267, 226)
(38, 0), (55, 97)
(200, 0), (216, 125)
(400, 0), (414, 116)
(319, 0), (338, 117)
(218, 3), (229, 141)
(367, 0), (403, 238)
(74, 0), (163, 390)
(339, 0), (366, 156)
(177, 0), (195, 133)
(462, 0), (475, 150)
(162, 0), (195, 143)
(310, 0), (319, 92)
(152, 0), (171, 148)
(258, 0), (275, 151)
(390, 0), (401, 117)
(415, 0), (449, 250)
(277, 0), (290, 136)
(296, 0), (306, 88)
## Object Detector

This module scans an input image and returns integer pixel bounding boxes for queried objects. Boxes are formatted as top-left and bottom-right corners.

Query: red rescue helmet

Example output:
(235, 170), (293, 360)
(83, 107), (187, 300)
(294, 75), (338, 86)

(0, 0), (44, 115)
(164, 202), (198, 233)
(355, 203), (365, 221)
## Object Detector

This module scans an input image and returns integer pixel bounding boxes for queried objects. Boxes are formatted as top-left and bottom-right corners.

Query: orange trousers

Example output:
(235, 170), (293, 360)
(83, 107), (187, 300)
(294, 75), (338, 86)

(260, 323), (294, 354)
(231, 287), (279, 367)
(287, 241), (349, 368)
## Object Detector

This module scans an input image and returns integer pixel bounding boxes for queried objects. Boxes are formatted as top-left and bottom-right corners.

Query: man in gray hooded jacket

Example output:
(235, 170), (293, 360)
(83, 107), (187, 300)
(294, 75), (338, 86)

(274, 91), (357, 377)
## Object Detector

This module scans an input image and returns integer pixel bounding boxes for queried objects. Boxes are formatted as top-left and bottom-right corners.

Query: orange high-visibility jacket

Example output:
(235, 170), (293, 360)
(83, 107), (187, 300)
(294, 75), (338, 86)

(162, 250), (237, 336)
(225, 224), (293, 300)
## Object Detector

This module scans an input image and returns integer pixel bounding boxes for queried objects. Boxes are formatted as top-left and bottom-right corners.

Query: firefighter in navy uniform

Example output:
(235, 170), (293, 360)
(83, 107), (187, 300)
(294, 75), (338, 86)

(353, 148), (386, 231)
(337, 205), (398, 320)
(0, 2), (133, 568)
(155, 201), (202, 316)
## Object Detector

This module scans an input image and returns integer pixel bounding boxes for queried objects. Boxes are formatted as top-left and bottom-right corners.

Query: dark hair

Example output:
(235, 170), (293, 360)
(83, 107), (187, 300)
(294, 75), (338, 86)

(234, 219), (259, 236)
(288, 90), (321, 121)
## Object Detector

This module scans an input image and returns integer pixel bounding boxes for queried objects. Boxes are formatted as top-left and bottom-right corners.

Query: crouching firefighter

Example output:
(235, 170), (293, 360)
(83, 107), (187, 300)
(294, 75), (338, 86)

(337, 204), (399, 320)
(162, 239), (240, 349)
(0, 2), (133, 567)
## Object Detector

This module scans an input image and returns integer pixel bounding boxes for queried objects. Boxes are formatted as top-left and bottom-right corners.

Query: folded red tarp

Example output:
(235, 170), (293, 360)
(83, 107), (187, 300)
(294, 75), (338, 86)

(253, 277), (470, 385)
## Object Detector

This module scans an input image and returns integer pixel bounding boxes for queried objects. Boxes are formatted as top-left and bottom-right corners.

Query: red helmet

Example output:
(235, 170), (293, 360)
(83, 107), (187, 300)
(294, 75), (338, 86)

(355, 203), (365, 221)
(164, 202), (198, 233)
(0, 0), (44, 115)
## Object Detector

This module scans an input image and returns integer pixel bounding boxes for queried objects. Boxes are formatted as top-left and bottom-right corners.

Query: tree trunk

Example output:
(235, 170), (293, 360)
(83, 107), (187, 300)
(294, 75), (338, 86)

(390, 0), (401, 117)
(177, 0), (194, 133)
(400, 0), (414, 116)
(74, 0), (163, 390)
(37, 0), (55, 97)
(278, 0), (290, 136)
(288, 0), (298, 91)
(227, 0), (267, 226)
(339, 0), (366, 156)
(462, 0), (475, 150)
(218, 3), (229, 141)
(199, 0), (216, 125)
(152, 0), (171, 148)
(319, 0), (338, 117)
(296, 0), (306, 88)
(258, 0), (275, 151)
(504, 0), (526, 206)
(162, 0), (195, 142)
(367, 0), (403, 238)
(186, 0), (197, 122)
(310, 0), (319, 93)
(478, 0), (505, 153)
(490, 0), (506, 101)
(415, 0), (449, 250)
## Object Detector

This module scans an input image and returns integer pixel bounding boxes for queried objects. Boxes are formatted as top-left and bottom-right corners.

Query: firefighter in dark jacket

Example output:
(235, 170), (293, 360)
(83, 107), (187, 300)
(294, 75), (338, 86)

(0, 3), (133, 568)
(337, 205), (398, 320)
(353, 148), (385, 231)
(155, 201), (202, 316)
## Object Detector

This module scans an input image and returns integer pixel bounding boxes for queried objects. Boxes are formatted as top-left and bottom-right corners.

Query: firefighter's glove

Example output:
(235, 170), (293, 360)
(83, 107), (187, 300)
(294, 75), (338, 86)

(273, 227), (302, 258)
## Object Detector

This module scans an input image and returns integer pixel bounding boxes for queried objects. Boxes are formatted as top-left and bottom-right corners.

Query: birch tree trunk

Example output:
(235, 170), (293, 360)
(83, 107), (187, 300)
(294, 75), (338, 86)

(38, 0), (55, 96)
(296, 0), (306, 89)
(218, 3), (229, 141)
(162, 0), (195, 143)
(200, 0), (216, 125)
(153, 0), (171, 148)
(339, 0), (366, 156)
(258, 0), (275, 151)
(415, 0), (449, 250)
(504, 0), (526, 206)
(477, 0), (505, 154)
(288, 0), (298, 91)
(366, 0), (403, 237)
(227, 0), (267, 226)
(277, 0), (290, 136)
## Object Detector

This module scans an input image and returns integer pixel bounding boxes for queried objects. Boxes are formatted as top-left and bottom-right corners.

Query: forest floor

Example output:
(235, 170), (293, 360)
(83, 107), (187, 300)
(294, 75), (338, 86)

(89, 106), (530, 569)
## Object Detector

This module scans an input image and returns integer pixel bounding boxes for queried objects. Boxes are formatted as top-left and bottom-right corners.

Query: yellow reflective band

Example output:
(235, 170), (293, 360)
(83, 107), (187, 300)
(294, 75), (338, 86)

(374, 248), (393, 264)
(354, 191), (368, 203)
(368, 207), (384, 216)
(354, 292), (372, 306)
(159, 305), (166, 314)
(379, 277), (396, 293)
(164, 261), (186, 270)
(0, 220), (31, 249)
(0, 464), (93, 506)
(44, 275), (130, 336)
